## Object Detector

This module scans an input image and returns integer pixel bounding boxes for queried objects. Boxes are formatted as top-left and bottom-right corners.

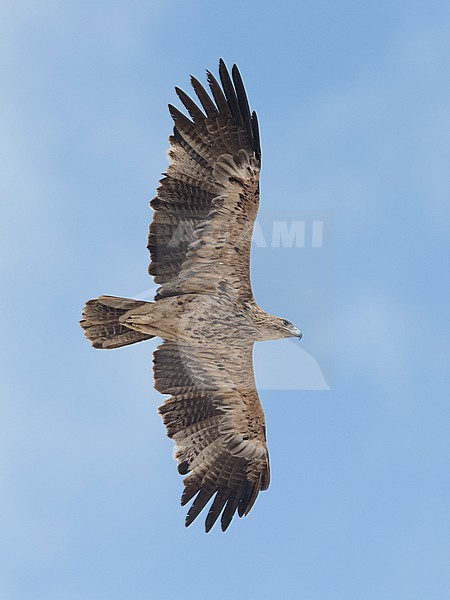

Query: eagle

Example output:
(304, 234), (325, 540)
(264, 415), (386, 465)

(81, 60), (303, 532)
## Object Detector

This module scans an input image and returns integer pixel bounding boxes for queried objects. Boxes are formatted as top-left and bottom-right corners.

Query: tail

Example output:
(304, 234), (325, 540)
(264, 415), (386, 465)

(80, 295), (154, 349)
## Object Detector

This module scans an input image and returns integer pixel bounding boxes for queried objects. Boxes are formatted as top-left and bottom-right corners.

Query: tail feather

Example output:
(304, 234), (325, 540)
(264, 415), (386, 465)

(81, 295), (154, 349)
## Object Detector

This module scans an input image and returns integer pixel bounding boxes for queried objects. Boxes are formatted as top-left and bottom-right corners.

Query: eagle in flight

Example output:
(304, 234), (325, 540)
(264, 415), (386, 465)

(81, 60), (303, 532)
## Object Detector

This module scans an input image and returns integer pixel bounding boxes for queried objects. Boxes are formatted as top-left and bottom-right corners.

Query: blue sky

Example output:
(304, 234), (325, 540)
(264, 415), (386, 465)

(1, 1), (449, 599)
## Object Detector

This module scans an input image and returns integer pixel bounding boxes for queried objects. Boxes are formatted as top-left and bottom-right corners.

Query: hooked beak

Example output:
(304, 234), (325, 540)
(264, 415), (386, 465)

(292, 327), (303, 340)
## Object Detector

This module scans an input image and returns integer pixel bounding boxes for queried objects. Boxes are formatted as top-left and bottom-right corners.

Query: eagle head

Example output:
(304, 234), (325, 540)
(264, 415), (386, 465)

(275, 317), (303, 340)
(253, 310), (303, 341)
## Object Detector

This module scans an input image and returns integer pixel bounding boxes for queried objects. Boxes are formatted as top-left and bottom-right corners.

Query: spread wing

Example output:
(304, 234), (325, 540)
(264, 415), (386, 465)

(148, 59), (261, 302)
(154, 341), (270, 532)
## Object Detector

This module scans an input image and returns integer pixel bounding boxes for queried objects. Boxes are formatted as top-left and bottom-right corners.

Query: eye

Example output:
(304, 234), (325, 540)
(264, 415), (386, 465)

(282, 319), (290, 326)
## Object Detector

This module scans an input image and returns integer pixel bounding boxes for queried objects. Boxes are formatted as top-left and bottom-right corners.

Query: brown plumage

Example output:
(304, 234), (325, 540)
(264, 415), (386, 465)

(80, 59), (302, 532)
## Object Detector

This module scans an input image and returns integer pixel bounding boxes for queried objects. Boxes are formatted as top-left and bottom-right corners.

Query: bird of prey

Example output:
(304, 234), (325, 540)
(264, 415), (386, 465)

(81, 59), (303, 532)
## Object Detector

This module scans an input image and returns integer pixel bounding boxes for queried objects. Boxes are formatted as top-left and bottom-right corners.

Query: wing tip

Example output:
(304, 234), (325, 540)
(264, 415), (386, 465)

(170, 59), (261, 161)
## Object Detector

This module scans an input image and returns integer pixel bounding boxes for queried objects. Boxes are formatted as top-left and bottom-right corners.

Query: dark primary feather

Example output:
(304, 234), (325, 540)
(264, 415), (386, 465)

(232, 64), (251, 129)
(218, 58), (241, 122)
(175, 86), (205, 122)
(251, 111), (261, 162)
(190, 75), (219, 118)
(206, 69), (231, 116)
